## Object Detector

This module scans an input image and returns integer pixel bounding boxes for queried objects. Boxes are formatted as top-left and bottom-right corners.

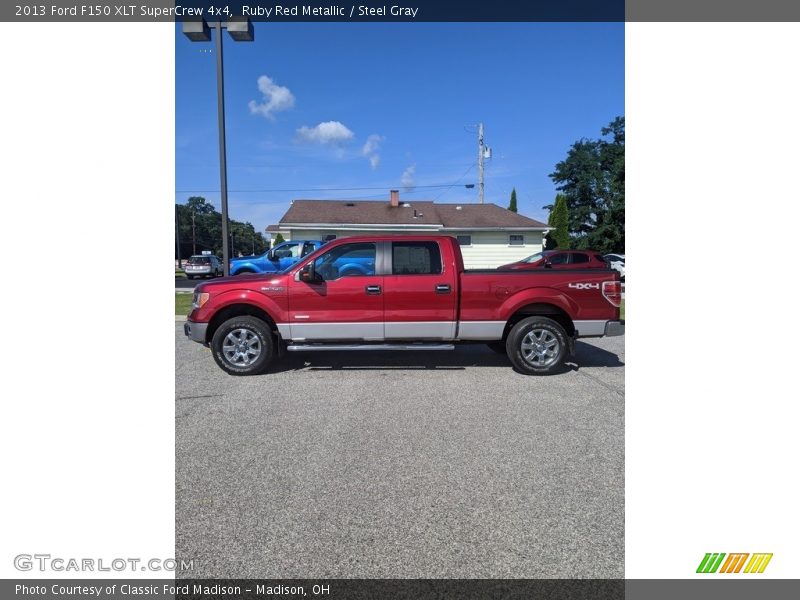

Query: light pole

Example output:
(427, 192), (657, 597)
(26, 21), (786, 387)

(182, 17), (254, 276)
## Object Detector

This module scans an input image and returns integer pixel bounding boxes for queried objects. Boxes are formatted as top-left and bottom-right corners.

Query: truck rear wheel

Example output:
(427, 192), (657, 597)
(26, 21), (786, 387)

(210, 316), (276, 376)
(505, 316), (568, 375)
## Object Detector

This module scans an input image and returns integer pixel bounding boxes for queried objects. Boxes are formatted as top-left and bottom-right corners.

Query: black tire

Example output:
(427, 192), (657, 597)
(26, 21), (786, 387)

(210, 316), (276, 376)
(486, 341), (507, 355)
(505, 316), (569, 375)
(235, 269), (254, 276)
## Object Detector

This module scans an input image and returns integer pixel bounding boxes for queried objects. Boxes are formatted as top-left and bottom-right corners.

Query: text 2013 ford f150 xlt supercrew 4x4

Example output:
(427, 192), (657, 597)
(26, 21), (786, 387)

(184, 235), (623, 376)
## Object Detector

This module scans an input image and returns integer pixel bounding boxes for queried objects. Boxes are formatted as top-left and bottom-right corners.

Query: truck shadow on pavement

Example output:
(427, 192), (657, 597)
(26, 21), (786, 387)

(271, 341), (623, 373)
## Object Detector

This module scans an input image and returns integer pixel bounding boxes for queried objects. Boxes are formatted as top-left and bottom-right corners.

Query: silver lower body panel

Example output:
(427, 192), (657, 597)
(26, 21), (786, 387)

(287, 343), (454, 352)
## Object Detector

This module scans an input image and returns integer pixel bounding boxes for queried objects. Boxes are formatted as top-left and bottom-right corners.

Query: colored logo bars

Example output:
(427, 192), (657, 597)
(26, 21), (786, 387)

(696, 553), (773, 573)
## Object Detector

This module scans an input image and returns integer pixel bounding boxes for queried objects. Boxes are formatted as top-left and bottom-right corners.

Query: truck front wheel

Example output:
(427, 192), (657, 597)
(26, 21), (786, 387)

(505, 316), (568, 375)
(210, 316), (276, 376)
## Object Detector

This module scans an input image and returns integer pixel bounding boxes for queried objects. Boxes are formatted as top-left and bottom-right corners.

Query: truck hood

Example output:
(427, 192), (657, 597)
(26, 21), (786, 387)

(195, 272), (290, 293)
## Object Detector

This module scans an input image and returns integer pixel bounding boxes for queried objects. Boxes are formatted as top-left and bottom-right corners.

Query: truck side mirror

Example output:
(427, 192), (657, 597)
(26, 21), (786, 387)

(543, 260), (553, 268)
(298, 262), (320, 283)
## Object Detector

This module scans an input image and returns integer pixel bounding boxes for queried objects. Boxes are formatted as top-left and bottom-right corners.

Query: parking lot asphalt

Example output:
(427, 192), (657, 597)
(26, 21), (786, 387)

(175, 323), (624, 578)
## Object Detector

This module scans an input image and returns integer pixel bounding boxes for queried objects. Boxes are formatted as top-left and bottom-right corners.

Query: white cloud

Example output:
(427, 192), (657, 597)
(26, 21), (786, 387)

(296, 121), (355, 145)
(361, 133), (384, 170)
(248, 75), (295, 119)
(401, 164), (416, 189)
(361, 134), (383, 155)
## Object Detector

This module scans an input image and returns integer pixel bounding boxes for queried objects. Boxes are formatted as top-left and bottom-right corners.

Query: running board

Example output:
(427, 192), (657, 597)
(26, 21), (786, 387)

(286, 343), (455, 352)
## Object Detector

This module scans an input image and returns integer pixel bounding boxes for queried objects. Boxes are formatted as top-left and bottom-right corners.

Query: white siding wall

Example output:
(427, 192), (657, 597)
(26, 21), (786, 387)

(457, 232), (543, 268)
(281, 229), (543, 269)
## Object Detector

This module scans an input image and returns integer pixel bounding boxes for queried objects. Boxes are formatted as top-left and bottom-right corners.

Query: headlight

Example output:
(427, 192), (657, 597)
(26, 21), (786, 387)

(192, 292), (210, 309)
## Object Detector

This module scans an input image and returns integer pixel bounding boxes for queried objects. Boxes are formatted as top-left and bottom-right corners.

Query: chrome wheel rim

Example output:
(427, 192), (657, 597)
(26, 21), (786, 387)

(222, 328), (261, 366)
(521, 329), (560, 367)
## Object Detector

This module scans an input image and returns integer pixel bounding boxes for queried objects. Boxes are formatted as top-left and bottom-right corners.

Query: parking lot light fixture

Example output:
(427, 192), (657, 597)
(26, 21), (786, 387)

(181, 17), (254, 276)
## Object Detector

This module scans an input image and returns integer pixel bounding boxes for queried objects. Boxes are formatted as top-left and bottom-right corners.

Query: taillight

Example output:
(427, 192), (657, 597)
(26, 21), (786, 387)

(602, 280), (622, 307)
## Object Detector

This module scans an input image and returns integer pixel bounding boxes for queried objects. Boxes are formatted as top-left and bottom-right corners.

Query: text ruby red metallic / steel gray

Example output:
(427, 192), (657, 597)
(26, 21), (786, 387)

(187, 235), (621, 342)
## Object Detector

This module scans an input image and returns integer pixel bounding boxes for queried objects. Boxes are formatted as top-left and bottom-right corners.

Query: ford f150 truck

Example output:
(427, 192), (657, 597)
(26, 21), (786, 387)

(185, 235), (623, 376)
(229, 240), (324, 275)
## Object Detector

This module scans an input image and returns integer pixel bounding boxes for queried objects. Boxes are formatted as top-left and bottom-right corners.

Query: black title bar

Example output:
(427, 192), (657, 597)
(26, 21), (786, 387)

(5, 0), (800, 22)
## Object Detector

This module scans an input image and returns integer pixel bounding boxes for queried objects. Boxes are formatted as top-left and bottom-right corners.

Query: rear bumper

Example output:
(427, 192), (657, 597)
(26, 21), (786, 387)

(604, 320), (625, 337)
(184, 320), (208, 344)
(574, 319), (625, 338)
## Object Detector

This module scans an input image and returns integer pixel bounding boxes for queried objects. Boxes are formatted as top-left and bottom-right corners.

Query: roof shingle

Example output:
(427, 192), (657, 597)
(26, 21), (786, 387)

(278, 200), (547, 229)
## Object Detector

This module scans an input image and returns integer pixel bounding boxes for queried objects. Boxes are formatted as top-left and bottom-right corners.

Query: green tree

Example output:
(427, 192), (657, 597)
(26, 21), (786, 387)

(546, 194), (570, 249)
(508, 188), (518, 213)
(273, 233), (286, 244)
(186, 196), (215, 215)
(175, 198), (270, 259)
(546, 117), (624, 253)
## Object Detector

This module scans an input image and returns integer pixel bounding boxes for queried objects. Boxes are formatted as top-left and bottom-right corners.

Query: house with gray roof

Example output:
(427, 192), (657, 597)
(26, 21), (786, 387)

(268, 190), (550, 268)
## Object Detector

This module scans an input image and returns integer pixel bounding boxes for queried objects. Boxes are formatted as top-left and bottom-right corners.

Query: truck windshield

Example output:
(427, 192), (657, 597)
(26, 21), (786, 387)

(521, 252), (544, 263)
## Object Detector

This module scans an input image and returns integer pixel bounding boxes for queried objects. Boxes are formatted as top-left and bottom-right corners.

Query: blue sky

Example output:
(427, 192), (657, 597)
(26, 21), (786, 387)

(176, 22), (623, 232)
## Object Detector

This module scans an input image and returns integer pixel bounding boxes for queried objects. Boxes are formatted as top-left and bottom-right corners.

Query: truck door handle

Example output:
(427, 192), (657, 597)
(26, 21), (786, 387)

(435, 284), (451, 294)
(365, 285), (382, 295)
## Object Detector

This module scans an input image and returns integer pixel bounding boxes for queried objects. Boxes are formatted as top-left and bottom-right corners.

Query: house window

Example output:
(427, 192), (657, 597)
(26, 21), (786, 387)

(323, 234), (337, 242)
(509, 234), (524, 246)
(456, 235), (472, 246)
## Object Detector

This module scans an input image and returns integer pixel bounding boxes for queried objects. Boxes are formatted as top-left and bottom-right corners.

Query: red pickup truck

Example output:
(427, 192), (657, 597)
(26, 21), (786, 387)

(184, 235), (623, 376)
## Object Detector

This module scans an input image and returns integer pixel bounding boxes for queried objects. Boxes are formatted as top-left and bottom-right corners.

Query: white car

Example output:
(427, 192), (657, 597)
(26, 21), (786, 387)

(603, 253), (625, 280)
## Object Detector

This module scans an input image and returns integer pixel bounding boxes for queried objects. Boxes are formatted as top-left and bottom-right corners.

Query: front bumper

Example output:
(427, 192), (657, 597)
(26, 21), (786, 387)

(184, 320), (208, 344)
(604, 320), (625, 337)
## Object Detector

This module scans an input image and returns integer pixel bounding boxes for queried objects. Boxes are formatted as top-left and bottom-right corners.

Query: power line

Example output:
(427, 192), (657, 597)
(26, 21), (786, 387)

(175, 182), (475, 194)
(433, 162), (478, 201)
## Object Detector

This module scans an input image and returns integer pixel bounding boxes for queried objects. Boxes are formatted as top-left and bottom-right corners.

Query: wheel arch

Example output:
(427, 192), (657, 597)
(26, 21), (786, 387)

(502, 302), (575, 341)
(205, 303), (279, 344)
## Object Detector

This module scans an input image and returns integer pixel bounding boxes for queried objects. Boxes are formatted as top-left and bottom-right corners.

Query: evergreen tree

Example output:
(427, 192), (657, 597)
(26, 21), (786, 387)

(548, 194), (570, 249)
(546, 117), (625, 253)
(508, 188), (518, 213)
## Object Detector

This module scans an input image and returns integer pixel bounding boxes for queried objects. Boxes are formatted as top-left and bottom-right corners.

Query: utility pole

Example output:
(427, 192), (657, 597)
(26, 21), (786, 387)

(175, 205), (182, 269)
(478, 122), (485, 204)
(182, 17), (254, 275)
(191, 211), (196, 255)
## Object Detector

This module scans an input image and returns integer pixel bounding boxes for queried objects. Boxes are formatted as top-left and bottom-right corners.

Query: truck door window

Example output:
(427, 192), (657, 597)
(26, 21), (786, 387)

(572, 253), (590, 264)
(392, 241), (442, 275)
(548, 253), (570, 265)
(274, 242), (301, 259)
(313, 243), (376, 280)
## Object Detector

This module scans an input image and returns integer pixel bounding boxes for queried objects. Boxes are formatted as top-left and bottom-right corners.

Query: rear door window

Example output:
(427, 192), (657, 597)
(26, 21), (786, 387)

(392, 241), (442, 275)
(572, 253), (590, 264)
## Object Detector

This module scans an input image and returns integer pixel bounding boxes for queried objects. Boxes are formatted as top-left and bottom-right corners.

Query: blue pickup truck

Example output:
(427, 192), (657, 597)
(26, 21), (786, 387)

(230, 240), (323, 275)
